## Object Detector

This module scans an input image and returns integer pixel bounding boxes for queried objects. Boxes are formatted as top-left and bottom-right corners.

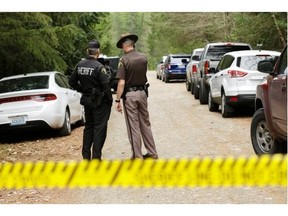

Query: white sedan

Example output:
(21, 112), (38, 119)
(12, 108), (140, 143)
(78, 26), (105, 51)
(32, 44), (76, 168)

(0, 71), (84, 136)
(208, 50), (280, 117)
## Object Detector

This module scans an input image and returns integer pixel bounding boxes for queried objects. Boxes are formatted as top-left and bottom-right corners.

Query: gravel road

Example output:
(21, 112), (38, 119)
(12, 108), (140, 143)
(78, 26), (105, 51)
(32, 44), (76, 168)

(0, 71), (286, 208)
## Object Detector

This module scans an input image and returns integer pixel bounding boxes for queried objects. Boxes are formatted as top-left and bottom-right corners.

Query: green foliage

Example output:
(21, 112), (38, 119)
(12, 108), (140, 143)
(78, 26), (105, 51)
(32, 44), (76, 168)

(231, 12), (287, 51)
(0, 12), (109, 78)
(0, 12), (286, 77)
(0, 13), (66, 78)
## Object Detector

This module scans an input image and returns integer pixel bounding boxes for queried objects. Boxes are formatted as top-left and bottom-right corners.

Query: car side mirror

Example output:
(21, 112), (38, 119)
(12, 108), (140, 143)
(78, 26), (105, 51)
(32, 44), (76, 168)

(192, 55), (200, 61)
(182, 59), (188, 64)
(257, 60), (274, 73)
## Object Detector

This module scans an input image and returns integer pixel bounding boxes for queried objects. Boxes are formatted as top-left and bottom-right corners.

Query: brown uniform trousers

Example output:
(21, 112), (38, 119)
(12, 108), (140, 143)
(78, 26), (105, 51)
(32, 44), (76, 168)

(123, 90), (158, 159)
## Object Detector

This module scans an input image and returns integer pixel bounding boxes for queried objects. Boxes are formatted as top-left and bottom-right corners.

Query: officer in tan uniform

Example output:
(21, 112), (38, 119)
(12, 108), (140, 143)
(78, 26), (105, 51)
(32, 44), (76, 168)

(115, 33), (158, 160)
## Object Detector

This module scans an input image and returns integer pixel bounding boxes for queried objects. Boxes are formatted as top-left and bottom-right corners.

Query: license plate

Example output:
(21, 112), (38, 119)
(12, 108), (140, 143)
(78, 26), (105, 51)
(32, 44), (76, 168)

(10, 116), (27, 126)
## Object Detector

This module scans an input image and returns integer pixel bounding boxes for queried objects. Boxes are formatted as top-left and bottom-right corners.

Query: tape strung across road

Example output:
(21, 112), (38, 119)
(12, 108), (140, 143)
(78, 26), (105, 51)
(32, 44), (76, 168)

(0, 154), (286, 189)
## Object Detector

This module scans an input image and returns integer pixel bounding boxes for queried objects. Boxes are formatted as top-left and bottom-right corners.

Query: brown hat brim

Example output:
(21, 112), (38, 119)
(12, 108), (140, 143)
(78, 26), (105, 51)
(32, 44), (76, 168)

(116, 34), (138, 48)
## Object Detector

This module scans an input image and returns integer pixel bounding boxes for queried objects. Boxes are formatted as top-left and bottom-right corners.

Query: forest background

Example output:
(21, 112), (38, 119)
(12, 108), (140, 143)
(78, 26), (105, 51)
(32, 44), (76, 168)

(0, 12), (287, 78)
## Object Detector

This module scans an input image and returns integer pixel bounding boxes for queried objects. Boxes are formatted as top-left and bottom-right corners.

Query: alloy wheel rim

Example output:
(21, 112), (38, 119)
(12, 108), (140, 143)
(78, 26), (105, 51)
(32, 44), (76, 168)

(256, 120), (274, 153)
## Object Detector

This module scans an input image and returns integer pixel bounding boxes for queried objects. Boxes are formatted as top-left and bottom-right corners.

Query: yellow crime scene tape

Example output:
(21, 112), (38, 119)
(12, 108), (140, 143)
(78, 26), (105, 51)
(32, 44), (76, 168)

(0, 154), (286, 189)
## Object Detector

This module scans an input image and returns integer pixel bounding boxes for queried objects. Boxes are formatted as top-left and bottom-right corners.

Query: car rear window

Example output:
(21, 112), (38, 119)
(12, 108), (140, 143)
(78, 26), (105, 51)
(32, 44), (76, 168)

(0, 76), (49, 94)
(105, 57), (119, 71)
(206, 45), (251, 60)
(238, 55), (279, 71)
(195, 50), (203, 56)
(170, 56), (190, 64)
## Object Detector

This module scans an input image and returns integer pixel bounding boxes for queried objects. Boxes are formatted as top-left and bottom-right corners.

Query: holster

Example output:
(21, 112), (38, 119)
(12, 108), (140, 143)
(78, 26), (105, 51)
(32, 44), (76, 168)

(144, 83), (150, 97)
(92, 88), (104, 107)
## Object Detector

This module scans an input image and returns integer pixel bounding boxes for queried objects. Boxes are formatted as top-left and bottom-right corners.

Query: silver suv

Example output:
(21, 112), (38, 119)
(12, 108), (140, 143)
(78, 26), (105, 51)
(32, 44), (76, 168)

(194, 42), (252, 104)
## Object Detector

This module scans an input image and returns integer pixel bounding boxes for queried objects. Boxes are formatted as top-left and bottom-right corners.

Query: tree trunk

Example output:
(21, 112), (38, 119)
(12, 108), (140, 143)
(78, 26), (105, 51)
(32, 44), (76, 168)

(271, 13), (286, 48)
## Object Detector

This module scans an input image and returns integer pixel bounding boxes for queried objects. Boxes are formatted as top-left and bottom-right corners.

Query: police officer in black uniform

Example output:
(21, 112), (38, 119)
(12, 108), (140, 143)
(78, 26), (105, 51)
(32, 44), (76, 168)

(69, 40), (112, 160)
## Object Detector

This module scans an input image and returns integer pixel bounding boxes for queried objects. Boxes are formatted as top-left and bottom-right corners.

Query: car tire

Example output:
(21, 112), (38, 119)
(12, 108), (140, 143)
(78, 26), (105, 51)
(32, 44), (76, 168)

(250, 108), (285, 155)
(165, 75), (169, 83)
(194, 81), (199, 99)
(221, 92), (234, 118)
(208, 90), (219, 112)
(190, 82), (194, 95)
(186, 77), (191, 91)
(199, 79), (208, 104)
(59, 109), (71, 136)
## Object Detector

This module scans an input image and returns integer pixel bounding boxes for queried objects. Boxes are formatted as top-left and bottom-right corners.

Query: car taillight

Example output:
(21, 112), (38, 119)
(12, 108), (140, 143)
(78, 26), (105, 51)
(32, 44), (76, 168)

(204, 60), (210, 74)
(192, 65), (197, 73)
(229, 96), (238, 102)
(0, 94), (57, 104)
(228, 70), (248, 78)
(31, 94), (57, 102)
(168, 64), (171, 69)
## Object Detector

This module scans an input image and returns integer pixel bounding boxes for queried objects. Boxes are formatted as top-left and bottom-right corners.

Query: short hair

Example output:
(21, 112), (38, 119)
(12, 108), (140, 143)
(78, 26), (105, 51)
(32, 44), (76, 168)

(122, 39), (135, 47)
(88, 48), (100, 56)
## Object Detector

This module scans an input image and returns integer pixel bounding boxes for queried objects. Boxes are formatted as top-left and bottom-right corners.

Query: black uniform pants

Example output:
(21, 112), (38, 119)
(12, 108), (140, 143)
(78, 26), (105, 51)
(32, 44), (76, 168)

(82, 102), (111, 160)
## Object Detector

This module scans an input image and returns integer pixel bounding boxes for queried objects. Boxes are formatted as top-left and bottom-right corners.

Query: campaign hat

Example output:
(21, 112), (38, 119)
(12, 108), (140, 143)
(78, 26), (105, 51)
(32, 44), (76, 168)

(116, 33), (138, 48)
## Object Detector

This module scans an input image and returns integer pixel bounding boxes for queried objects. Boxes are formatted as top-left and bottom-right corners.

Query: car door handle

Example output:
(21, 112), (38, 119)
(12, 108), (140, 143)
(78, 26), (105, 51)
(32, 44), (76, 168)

(282, 83), (286, 91)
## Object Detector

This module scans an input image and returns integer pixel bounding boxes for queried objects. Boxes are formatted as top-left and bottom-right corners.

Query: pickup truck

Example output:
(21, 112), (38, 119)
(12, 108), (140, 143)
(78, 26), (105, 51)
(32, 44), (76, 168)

(194, 42), (252, 104)
(250, 45), (287, 155)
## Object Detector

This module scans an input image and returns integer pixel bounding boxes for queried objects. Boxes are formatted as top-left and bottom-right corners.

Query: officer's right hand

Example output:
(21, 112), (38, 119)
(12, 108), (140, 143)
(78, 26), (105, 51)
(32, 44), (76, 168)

(115, 102), (122, 114)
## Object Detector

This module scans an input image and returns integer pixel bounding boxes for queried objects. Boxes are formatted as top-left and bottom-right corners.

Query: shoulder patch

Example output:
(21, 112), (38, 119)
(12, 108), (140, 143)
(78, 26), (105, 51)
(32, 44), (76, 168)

(101, 67), (108, 75)
(118, 58), (124, 69)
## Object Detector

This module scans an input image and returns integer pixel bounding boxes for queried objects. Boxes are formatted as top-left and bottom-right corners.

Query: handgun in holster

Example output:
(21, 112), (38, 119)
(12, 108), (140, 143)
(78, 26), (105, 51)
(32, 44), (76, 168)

(144, 83), (150, 97)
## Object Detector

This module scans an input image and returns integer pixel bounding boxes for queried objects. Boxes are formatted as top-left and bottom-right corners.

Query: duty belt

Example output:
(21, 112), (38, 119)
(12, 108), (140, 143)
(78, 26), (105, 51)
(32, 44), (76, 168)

(125, 85), (145, 92)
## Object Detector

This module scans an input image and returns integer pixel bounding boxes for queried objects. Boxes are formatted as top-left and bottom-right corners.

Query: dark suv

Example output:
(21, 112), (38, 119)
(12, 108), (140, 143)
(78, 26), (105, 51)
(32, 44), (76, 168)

(163, 54), (191, 83)
(250, 45), (287, 155)
(195, 42), (252, 104)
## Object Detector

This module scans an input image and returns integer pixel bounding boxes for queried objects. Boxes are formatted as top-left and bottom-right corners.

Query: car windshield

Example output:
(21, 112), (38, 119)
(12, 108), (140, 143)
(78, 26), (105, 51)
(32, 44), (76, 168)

(0, 75), (49, 94)
(238, 55), (279, 71)
(171, 56), (190, 64)
(206, 45), (251, 60)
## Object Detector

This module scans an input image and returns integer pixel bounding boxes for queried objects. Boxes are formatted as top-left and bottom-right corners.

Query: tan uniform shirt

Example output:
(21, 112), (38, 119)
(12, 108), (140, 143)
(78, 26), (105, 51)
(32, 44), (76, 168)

(116, 49), (148, 87)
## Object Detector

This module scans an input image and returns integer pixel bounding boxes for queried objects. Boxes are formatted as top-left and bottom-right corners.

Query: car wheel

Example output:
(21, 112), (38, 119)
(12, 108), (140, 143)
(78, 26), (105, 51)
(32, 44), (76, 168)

(194, 81), (199, 99)
(59, 109), (71, 136)
(208, 91), (219, 112)
(77, 106), (85, 127)
(221, 92), (233, 118)
(250, 108), (284, 155)
(199, 79), (208, 104)
(165, 75), (169, 83)
(186, 77), (191, 91)
(190, 82), (194, 95)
